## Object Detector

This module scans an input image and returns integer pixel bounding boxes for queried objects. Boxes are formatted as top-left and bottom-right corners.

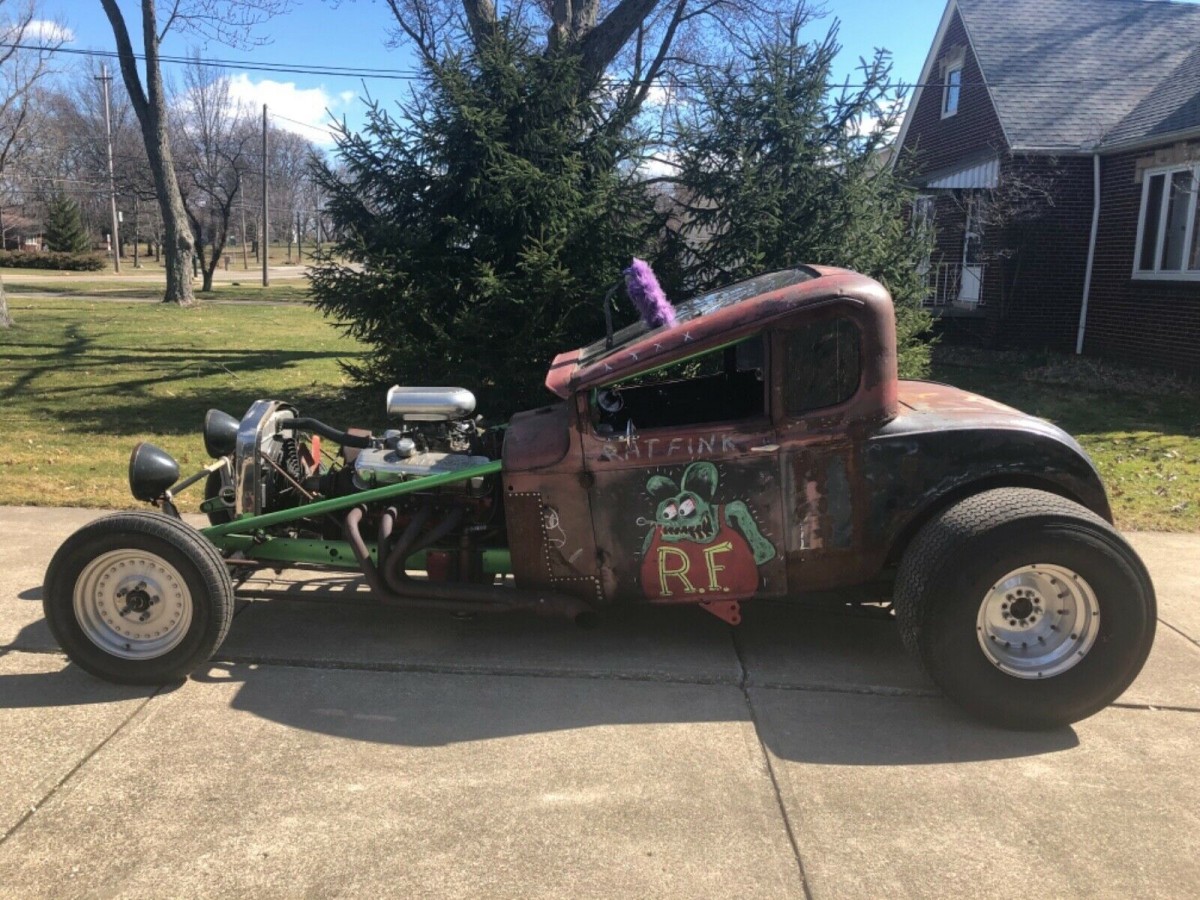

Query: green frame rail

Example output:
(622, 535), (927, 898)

(215, 535), (512, 575)
(200, 459), (502, 540)
(199, 460), (508, 572)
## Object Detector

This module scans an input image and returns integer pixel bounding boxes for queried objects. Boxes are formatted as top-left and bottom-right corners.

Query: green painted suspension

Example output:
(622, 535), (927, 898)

(199, 459), (503, 540)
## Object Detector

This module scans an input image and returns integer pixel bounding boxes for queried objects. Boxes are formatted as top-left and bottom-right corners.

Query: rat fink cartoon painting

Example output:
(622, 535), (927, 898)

(638, 462), (777, 602)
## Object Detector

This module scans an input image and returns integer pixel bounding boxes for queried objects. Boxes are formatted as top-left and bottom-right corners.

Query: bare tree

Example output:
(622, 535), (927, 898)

(383, 0), (790, 129)
(267, 127), (318, 262)
(176, 56), (255, 291)
(0, 0), (64, 327)
(30, 59), (157, 256)
(98, 0), (290, 306)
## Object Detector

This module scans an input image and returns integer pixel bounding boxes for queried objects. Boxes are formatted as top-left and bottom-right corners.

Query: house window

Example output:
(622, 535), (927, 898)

(942, 65), (962, 117)
(1135, 163), (1200, 279)
(912, 195), (935, 277)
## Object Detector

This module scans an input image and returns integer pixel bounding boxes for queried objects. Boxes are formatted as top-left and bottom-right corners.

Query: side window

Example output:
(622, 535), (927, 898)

(594, 334), (766, 434)
(942, 64), (962, 117)
(783, 319), (861, 415)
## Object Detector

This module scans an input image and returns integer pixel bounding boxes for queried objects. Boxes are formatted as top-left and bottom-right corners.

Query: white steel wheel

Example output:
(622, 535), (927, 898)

(73, 549), (194, 660)
(893, 488), (1156, 729)
(976, 563), (1100, 679)
(44, 511), (234, 685)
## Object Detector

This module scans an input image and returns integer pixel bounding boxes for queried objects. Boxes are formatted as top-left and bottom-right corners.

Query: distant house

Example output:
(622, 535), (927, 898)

(895, 0), (1200, 372)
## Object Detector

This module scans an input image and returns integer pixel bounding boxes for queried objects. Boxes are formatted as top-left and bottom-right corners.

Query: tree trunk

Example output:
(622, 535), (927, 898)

(100, 0), (196, 307)
(0, 277), (12, 328)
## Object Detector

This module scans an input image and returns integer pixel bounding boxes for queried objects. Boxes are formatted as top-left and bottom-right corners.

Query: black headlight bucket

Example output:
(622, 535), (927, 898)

(203, 408), (240, 459)
(128, 442), (180, 501)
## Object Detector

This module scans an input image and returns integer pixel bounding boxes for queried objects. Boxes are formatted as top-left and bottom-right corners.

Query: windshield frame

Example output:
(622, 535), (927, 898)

(578, 268), (818, 368)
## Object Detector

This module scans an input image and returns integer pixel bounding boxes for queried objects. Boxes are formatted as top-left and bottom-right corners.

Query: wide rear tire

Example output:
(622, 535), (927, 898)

(43, 511), (235, 685)
(893, 488), (1155, 729)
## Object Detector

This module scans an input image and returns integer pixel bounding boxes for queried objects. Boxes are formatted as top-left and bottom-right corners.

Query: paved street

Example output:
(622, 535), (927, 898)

(1, 507), (1197, 898)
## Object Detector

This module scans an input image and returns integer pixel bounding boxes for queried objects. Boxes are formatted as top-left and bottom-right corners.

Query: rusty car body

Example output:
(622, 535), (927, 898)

(44, 266), (1156, 729)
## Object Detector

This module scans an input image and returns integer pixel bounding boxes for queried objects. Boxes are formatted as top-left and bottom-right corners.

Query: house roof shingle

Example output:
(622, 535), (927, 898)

(957, 0), (1200, 151)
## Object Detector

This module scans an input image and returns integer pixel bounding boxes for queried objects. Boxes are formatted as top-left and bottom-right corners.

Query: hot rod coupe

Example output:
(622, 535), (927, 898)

(43, 266), (1156, 729)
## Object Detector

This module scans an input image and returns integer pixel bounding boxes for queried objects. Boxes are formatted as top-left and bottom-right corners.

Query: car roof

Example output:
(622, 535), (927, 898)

(545, 266), (891, 398)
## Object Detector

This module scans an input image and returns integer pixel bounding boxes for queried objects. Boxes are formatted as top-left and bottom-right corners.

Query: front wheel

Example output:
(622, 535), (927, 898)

(43, 511), (235, 684)
(893, 488), (1156, 729)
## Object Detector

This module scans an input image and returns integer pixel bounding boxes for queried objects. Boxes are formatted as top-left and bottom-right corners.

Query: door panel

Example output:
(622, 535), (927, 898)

(585, 425), (787, 604)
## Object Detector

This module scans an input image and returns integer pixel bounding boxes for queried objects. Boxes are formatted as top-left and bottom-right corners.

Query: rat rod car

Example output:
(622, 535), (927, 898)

(43, 266), (1156, 729)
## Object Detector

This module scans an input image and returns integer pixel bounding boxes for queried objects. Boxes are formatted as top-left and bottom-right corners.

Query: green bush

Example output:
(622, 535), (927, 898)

(669, 20), (934, 378)
(0, 250), (106, 271)
(310, 23), (658, 416)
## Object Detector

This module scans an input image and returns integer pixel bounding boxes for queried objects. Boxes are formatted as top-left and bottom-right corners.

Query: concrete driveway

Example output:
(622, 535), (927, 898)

(1, 507), (1197, 898)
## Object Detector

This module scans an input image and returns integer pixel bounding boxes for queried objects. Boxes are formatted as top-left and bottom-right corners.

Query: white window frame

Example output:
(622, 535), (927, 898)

(941, 64), (962, 118)
(1132, 161), (1200, 280)
(913, 194), (935, 275)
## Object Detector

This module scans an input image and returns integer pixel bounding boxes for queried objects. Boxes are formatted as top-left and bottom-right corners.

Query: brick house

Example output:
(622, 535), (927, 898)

(895, 0), (1200, 372)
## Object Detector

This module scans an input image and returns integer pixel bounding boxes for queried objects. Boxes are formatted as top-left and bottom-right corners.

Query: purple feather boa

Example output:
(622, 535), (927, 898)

(623, 258), (677, 329)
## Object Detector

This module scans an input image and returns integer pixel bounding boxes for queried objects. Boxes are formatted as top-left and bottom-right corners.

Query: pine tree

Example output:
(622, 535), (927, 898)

(310, 22), (660, 416)
(671, 17), (934, 377)
(43, 195), (92, 254)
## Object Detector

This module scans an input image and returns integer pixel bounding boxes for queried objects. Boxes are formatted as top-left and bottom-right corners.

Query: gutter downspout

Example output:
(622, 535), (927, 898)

(1075, 153), (1101, 354)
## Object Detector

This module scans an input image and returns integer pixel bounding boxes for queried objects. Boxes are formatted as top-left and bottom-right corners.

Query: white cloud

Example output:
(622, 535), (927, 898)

(2, 18), (73, 43)
(848, 98), (907, 140)
(636, 149), (680, 180)
(27, 19), (72, 42)
(226, 74), (354, 145)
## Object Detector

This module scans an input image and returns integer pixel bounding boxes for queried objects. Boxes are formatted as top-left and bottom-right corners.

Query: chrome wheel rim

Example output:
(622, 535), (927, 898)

(976, 563), (1100, 679)
(72, 549), (193, 660)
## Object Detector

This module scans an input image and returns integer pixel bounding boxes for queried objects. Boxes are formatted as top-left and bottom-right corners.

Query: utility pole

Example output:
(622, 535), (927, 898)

(239, 193), (249, 270)
(261, 103), (269, 287)
(97, 65), (120, 273)
(315, 193), (322, 256)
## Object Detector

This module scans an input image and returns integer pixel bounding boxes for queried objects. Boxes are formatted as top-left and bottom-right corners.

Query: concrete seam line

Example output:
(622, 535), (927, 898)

(0, 686), (162, 847)
(1158, 617), (1200, 652)
(732, 628), (814, 900)
(1110, 701), (1200, 715)
(747, 680), (941, 699)
(209, 653), (744, 686)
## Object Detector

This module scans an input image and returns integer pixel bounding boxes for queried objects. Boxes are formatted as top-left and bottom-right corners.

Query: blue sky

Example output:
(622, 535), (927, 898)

(41, 0), (954, 143)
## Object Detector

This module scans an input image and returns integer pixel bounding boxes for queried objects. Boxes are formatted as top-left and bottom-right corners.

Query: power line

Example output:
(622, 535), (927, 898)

(267, 111), (340, 138)
(0, 40), (1181, 90)
(0, 41), (425, 81)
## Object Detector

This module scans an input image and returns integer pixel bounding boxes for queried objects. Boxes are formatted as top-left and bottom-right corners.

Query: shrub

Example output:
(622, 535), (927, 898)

(0, 250), (106, 271)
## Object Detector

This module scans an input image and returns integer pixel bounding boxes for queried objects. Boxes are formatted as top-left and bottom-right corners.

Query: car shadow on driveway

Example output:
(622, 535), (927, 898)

(0, 661), (172, 708)
(6, 597), (1081, 764)
(194, 657), (1079, 765)
(201, 593), (1079, 766)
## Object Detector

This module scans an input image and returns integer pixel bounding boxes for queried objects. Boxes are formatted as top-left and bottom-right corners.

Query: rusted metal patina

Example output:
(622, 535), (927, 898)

(86, 264), (1113, 622)
(509, 265), (1109, 614)
(47, 263), (1150, 729)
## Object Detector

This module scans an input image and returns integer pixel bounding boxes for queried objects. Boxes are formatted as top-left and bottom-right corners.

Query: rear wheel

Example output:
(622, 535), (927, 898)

(894, 488), (1155, 729)
(43, 511), (234, 684)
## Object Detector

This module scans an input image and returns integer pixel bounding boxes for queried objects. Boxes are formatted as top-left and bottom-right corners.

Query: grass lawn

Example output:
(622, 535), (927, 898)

(0, 296), (368, 512)
(931, 347), (1200, 532)
(1, 277), (312, 304)
(1, 295), (1196, 531)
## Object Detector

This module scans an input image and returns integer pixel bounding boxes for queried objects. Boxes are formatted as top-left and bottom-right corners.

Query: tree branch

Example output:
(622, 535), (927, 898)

(98, 0), (150, 120)
(579, 0), (662, 78)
